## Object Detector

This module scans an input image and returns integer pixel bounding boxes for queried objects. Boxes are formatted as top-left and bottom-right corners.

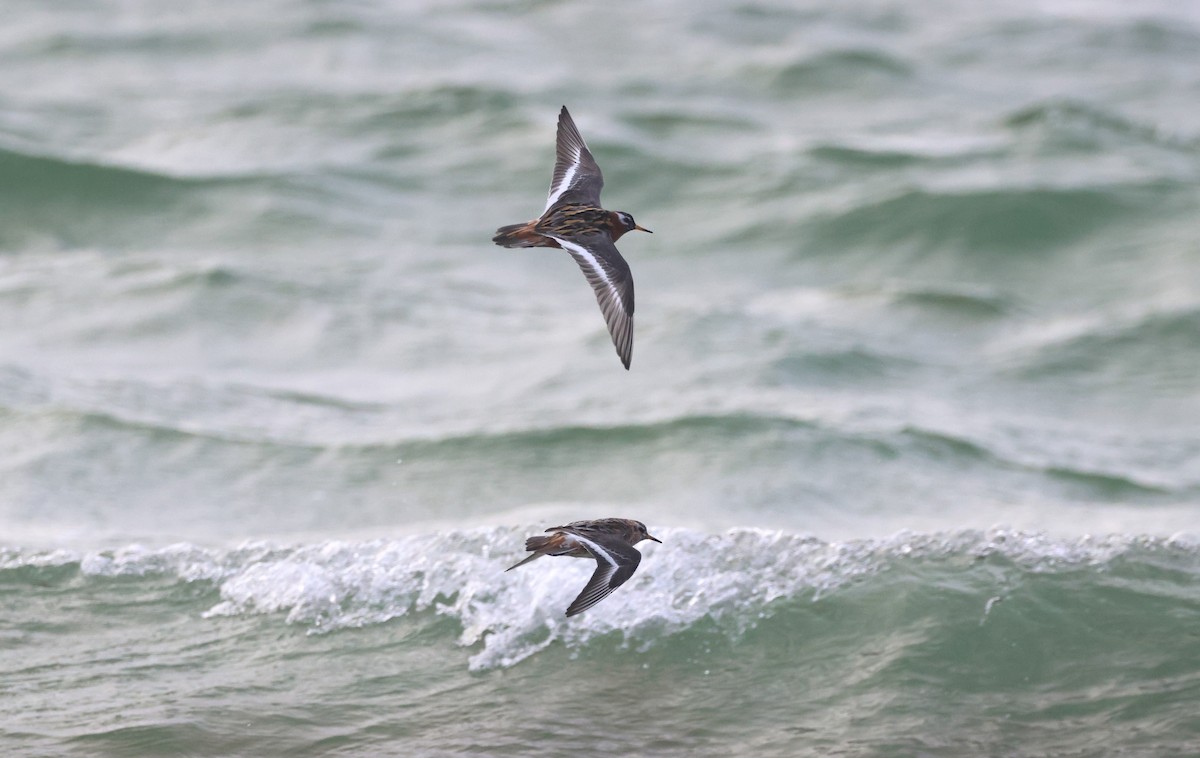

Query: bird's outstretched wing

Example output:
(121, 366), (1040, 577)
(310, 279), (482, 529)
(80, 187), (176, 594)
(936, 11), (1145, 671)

(563, 532), (643, 617)
(544, 233), (634, 370)
(544, 106), (604, 213)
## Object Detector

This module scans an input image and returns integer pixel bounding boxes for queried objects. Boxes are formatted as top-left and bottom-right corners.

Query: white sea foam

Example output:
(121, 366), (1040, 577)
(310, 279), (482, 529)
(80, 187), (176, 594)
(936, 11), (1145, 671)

(5, 528), (1195, 670)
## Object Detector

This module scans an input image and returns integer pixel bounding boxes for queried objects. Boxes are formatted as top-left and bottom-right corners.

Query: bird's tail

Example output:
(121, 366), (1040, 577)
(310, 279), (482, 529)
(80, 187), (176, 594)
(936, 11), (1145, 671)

(492, 222), (546, 248)
(504, 535), (556, 572)
(505, 552), (543, 571)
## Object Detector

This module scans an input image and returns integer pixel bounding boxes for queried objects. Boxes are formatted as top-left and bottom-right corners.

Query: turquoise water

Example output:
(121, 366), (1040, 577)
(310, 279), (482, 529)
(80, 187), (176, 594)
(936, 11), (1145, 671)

(2, 1), (1200, 754)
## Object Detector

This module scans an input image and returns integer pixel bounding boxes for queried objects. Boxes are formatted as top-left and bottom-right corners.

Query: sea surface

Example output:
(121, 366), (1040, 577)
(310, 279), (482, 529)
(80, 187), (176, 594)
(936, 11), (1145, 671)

(2, 1), (1199, 755)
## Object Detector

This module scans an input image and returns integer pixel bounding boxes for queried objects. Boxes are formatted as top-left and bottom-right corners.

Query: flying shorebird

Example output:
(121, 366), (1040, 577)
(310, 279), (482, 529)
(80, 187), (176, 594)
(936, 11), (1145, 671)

(492, 106), (652, 370)
(506, 518), (661, 617)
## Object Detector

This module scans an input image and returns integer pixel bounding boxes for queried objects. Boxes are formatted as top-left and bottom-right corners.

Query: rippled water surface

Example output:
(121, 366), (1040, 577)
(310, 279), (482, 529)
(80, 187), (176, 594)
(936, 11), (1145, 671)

(2, 1), (1199, 755)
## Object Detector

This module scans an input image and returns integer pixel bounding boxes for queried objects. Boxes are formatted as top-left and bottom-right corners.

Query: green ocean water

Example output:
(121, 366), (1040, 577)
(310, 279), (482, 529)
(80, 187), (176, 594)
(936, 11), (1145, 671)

(2, 0), (1199, 755)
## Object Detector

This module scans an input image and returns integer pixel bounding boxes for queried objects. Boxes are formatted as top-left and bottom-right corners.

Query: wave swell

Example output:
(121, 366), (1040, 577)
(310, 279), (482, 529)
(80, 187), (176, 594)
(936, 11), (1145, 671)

(4, 528), (1196, 671)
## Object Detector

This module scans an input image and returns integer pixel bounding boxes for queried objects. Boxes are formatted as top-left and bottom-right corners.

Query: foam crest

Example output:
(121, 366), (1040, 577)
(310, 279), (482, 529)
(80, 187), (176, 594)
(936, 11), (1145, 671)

(4, 528), (1195, 670)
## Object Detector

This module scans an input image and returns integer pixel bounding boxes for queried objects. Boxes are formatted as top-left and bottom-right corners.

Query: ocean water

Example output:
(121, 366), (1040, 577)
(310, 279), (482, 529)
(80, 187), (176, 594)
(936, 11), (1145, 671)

(2, 0), (1199, 755)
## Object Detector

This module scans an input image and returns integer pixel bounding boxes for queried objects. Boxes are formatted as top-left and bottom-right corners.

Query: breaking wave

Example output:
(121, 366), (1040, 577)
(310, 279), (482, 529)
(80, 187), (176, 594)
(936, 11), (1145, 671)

(5, 527), (1197, 672)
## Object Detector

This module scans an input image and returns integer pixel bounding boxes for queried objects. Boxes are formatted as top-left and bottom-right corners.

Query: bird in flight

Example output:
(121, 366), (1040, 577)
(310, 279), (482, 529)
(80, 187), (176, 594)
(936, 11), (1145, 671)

(493, 106), (652, 370)
(506, 518), (661, 616)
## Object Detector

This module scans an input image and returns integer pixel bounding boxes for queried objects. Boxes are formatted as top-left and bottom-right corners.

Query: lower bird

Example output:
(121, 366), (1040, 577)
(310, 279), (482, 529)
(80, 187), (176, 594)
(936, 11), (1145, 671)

(493, 106), (651, 370)
(506, 518), (661, 617)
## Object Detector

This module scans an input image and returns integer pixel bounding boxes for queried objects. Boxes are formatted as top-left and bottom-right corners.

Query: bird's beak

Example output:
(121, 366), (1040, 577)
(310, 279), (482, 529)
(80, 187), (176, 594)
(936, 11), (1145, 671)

(634, 224), (653, 234)
(647, 534), (662, 543)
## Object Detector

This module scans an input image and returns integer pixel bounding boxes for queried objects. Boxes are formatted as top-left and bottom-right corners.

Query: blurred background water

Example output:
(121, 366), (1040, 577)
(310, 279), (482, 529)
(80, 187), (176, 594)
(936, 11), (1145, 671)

(2, 1), (1199, 755)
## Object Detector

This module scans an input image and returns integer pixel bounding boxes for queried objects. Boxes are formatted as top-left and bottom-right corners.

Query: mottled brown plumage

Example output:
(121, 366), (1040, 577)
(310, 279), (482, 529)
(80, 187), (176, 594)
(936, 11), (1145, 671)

(493, 205), (645, 249)
(505, 518), (661, 617)
(492, 106), (651, 370)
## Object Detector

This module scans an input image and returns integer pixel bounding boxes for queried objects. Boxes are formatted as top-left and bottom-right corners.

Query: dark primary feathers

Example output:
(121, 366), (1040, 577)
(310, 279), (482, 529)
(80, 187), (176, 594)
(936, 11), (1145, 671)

(540, 224), (634, 369)
(545, 106), (604, 211)
(563, 531), (642, 617)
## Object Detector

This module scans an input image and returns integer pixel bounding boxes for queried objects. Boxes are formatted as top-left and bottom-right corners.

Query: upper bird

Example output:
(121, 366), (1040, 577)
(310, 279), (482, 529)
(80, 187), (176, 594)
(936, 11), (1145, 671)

(492, 106), (651, 370)
(506, 518), (661, 617)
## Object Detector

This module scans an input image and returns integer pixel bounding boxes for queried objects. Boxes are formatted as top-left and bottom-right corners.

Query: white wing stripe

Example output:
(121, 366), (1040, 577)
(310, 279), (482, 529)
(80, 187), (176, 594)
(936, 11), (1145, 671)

(544, 146), (581, 212)
(549, 236), (624, 313)
(570, 533), (619, 569)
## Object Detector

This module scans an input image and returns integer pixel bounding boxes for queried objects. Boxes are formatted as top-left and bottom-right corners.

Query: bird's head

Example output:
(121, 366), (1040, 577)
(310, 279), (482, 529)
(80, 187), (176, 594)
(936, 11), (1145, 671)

(610, 211), (652, 241)
(631, 520), (662, 544)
